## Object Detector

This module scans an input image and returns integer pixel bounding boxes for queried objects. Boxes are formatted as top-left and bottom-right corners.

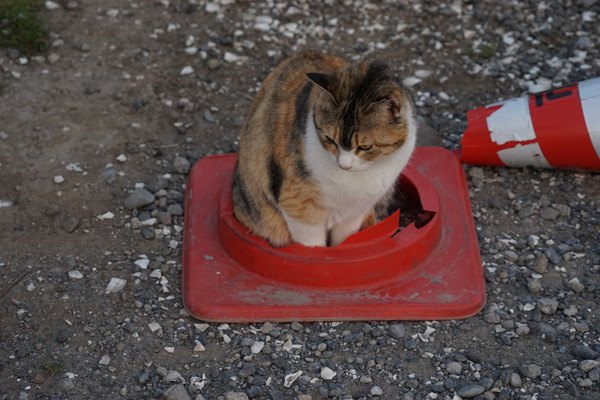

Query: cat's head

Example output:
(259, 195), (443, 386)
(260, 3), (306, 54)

(307, 60), (416, 172)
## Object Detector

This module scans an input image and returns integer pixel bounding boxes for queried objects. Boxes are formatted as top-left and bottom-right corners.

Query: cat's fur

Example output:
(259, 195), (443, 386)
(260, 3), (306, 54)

(233, 50), (416, 247)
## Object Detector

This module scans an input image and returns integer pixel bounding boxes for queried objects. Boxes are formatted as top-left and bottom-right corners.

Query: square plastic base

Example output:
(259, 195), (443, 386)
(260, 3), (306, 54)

(183, 147), (486, 322)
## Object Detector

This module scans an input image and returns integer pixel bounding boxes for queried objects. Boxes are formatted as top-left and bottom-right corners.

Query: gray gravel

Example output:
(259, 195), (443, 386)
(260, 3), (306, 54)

(1, 0), (599, 400)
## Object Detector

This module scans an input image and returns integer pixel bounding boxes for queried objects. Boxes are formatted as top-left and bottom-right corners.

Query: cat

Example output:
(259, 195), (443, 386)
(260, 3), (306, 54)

(232, 50), (416, 247)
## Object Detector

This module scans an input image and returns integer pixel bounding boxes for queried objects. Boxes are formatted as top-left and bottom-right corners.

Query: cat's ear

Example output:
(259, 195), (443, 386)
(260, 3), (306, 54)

(307, 73), (335, 100)
(367, 95), (402, 119)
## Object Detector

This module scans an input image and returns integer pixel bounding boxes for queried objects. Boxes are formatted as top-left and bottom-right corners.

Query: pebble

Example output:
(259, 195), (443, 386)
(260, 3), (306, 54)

(180, 66), (194, 75)
(370, 386), (383, 396)
(567, 278), (585, 293)
(56, 378), (75, 392)
(484, 311), (501, 324)
(510, 372), (522, 387)
(173, 156), (191, 174)
(572, 345), (599, 360)
(105, 277), (127, 294)
(540, 207), (561, 220)
(533, 254), (548, 273)
(53, 175), (65, 183)
(527, 278), (543, 293)
(224, 392), (249, 400)
(456, 384), (485, 398)
(164, 384), (192, 400)
(250, 341), (264, 354)
(321, 367), (337, 380)
(580, 360), (600, 372)
(537, 298), (558, 314)
(99, 355), (110, 366)
(520, 364), (542, 379)
(124, 188), (155, 209)
(388, 323), (406, 339)
(68, 270), (83, 280)
(446, 361), (463, 375)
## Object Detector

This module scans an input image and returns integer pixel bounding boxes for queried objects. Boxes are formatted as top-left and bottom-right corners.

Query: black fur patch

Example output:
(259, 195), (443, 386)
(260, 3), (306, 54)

(293, 81), (313, 136)
(232, 165), (261, 222)
(268, 157), (284, 201)
(340, 62), (393, 150)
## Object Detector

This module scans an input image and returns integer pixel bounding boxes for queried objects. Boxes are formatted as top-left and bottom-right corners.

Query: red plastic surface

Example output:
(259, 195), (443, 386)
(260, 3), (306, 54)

(183, 147), (486, 322)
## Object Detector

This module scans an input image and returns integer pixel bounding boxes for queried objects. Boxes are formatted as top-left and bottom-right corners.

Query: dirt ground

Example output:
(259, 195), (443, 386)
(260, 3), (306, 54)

(1, 1), (599, 400)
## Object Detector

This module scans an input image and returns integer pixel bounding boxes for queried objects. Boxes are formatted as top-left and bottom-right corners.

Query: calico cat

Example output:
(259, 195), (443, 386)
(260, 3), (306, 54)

(232, 50), (416, 247)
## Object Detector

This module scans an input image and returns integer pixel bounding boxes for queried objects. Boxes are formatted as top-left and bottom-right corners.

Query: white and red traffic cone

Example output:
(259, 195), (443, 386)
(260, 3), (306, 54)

(460, 77), (600, 171)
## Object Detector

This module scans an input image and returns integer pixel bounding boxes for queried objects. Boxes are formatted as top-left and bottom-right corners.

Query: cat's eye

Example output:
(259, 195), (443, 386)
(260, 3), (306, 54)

(356, 145), (373, 153)
(325, 136), (337, 147)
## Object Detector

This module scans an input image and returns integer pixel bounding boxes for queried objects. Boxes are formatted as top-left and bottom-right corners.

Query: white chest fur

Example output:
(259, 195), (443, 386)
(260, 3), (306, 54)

(303, 110), (416, 229)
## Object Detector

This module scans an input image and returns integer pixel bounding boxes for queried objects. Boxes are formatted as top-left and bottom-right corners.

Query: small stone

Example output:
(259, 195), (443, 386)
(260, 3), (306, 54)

(320, 367), (336, 380)
(148, 322), (162, 332)
(164, 384), (192, 400)
(580, 360), (600, 372)
(56, 378), (74, 392)
(568, 278), (585, 293)
(389, 323), (406, 339)
(505, 250), (519, 262)
(167, 204), (184, 216)
(370, 386), (384, 396)
(540, 207), (560, 220)
(533, 254), (548, 273)
(576, 36), (594, 49)
(484, 312), (501, 324)
(173, 156), (191, 174)
(446, 361), (462, 375)
(572, 345), (599, 360)
(59, 214), (80, 233)
(527, 278), (543, 293)
(102, 168), (117, 184)
(224, 392), (249, 400)
(164, 370), (184, 382)
(456, 384), (485, 398)
(284, 371), (302, 387)
(0, 131), (9, 139)
(180, 66), (194, 75)
(250, 341), (264, 354)
(105, 277), (126, 294)
(68, 270), (83, 280)
(56, 328), (70, 343)
(116, 154), (127, 162)
(260, 322), (273, 334)
(563, 305), (578, 316)
(203, 110), (216, 123)
(510, 372), (522, 387)
(99, 355), (110, 366)
(193, 340), (205, 352)
(537, 298), (558, 314)
(45, 1), (60, 10)
(53, 175), (65, 184)
(124, 188), (155, 209)
(291, 321), (303, 331)
(520, 364), (542, 379)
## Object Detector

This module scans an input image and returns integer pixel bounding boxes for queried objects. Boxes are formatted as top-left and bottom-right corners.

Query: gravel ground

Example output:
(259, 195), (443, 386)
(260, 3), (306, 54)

(1, 1), (599, 399)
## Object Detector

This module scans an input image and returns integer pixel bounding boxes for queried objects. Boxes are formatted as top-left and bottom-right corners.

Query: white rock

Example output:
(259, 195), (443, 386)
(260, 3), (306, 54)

(321, 367), (336, 380)
(96, 211), (114, 220)
(164, 347), (175, 353)
(99, 355), (110, 365)
(194, 323), (209, 332)
(463, 30), (476, 39)
(0, 200), (13, 208)
(116, 154), (127, 162)
(503, 32), (515, 45)
(53, 175), (65, 184)
(180, 66), (194, 75)
(0, 131), (9, 139)
(403, 77), (422, 87)
(149, 269), (162, 278)
(134, 259), (150, 269)
(106, 8), (119, 18)
(27, 283), (36, 292)
(194, 340), (206, 352)
(65, 163), (82, 172)
(68, 270), (83, 280)
(205, 2), (219, 13)
(45, 1), (60, 10)
(284, 371), (302, 387)
(414, 69), (432, 79)
(105, 277), (126, 294)
(250, 341), (264, 354)
(224, 52), (243, 63)
(148, 322), (162, 332)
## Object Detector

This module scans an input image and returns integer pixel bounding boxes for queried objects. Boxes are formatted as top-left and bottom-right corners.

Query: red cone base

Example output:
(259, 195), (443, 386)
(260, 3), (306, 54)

(183, 147), (485, 322)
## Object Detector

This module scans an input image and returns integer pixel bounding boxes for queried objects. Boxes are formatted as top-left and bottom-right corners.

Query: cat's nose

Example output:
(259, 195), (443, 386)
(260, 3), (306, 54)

(338, 163), (352, 170)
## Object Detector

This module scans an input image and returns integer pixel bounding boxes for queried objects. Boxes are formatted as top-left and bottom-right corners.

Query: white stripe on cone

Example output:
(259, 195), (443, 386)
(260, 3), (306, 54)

(497, 143), (551, 168)
(487, 96), (536, 145)
(578, 77), (600, 159)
